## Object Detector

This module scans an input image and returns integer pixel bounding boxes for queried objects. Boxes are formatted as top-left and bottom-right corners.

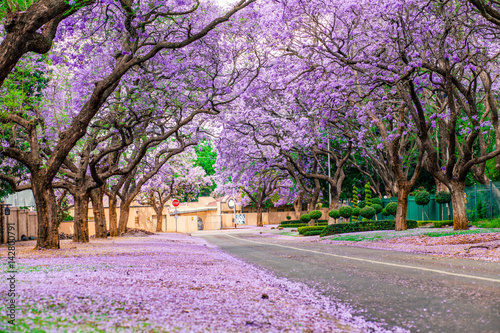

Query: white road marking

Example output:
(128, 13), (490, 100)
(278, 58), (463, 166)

(224, 234), (500, 283)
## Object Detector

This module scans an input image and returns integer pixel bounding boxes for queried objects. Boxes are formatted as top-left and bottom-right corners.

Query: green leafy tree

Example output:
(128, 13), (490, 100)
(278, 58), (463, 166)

(328, 209), (340, 223)
(194, 140), (217, 196)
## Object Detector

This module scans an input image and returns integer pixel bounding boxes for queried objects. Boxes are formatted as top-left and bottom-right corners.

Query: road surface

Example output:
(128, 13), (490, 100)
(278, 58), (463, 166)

(198, 232), (500, 332)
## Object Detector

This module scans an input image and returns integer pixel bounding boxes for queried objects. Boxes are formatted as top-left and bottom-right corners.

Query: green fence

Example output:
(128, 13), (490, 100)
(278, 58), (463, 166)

(380, 195), (452, 221)
(464, 182), (500, 220)
(347, 183), (500, 221)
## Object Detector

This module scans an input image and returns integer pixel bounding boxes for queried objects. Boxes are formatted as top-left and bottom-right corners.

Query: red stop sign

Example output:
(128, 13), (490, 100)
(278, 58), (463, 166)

(172, 199), (180, 207)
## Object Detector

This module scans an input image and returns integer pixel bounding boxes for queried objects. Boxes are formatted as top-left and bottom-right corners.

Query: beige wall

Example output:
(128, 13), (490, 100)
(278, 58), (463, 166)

(1, 207), (38, 242)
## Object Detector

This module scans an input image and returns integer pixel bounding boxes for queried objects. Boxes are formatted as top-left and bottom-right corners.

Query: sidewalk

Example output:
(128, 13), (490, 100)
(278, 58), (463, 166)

(0, 233), (397, 332)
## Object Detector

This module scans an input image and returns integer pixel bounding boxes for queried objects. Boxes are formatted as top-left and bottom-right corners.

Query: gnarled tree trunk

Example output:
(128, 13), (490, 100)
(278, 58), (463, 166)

(395, 184), (411, 231)
(448, 181), (468, 230)
(33, 177), (60, 249)
(108, 194), (118, 236)
(155, 207), (164, 232)
(73, 192), (89, 243)
(256, 205), (263, 227)
(118, 201), (131, 234)
(90, 187), (107, 238)
(293, 192), (303, 219)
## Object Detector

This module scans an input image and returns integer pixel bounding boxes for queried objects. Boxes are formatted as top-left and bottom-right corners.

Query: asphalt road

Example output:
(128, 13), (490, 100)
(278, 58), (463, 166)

(198, 232), (500, 333)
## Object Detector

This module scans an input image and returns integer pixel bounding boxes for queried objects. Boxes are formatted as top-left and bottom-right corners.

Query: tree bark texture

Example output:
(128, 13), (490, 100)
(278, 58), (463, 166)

(73, 192), (89, 243)
(32, 177), (60, 249)
(448, 181), (469, 230)
(90, 187), (107, 238)
(118, 201), (131, 233)
(108, 194), (118, 237)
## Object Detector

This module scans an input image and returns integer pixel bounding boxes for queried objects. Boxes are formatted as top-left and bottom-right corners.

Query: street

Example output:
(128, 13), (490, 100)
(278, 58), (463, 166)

(199, 232), (500, 333)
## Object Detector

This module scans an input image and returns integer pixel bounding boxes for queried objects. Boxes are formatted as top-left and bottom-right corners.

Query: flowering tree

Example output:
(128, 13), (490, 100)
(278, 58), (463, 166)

(138, 150), (211, 232)
(0, 0), (259, 249)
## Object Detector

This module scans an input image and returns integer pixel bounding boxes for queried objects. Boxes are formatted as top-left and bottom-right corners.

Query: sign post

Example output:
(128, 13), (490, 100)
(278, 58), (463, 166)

(172, 199), (180, 232)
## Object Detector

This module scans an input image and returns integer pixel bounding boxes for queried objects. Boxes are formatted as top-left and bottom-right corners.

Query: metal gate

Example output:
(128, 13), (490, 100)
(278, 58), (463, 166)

(203, 215), (223, 230)
(197, 217), (204, 231)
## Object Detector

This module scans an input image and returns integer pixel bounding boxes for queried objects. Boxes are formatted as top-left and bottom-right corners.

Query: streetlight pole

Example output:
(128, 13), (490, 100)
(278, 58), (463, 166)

(328, 139), (331, 208)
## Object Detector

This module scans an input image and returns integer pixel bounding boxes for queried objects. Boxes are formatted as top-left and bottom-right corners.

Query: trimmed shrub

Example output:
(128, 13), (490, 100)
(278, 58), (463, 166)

(299, 214), (312, 224)
(435, 191), (451, 204)
(371, 204), (383, 214)
(304, 230), (324, 236)
(280, 220), (301, 225)
(329, 210), (340, 220)
(360, 206), (376, 219)
(372, 198), (383, 206)
(433, 220), (454, 228)
(381, 208), (389, 217)
(320, 220), (418, 237)
(385, 202), (397, 216)
(286, 216), (292, 220)
(364, 184), (372, 206)
(351, 207), (360, 217)
(309, 210), (323, 220)
(339, 206), (353, 219)
(298, 226), (325, 235)
(415, 190), (430, 206)
(278, 220), (328, 228)
(358, 200), (366, 209)
(417, 220), (453, 227)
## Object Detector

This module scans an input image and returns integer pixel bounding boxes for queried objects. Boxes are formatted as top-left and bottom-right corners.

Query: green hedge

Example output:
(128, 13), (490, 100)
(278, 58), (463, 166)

(279, 222), (328, 228)
(432, 220), (454, 228)
(417, 220), (453, 227)
(280, 219), (327, 225)
(298, 226), (326, 235)
(320, 220), (418, 237)
(304, 230), (324, 236)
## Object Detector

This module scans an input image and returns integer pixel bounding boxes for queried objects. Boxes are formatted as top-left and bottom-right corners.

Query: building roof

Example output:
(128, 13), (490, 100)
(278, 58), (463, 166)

(170, 206), (218, 215)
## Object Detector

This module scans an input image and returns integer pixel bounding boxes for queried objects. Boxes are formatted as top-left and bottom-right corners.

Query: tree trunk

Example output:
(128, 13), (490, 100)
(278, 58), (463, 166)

(33, 179), (60, 249)
(90, 187), (107, 238)
(293, 192), (303, 219)
(256, 205), (263, 227)
(155, 207), (164, 232)
(448, 181), (468, 230)
(73, 192), (89, 243)
(108, 194), (118, 237)
(395, 185), (410, 231)
(118, 201), (131, 234)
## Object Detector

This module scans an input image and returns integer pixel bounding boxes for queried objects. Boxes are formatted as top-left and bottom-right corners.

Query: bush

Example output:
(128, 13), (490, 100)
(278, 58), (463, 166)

(351, 207), (361, 217)
(372, 198), (383, 206)
(298, 226), (326, 235)
(364, 184), (372, 206)
(435, 191), (451, 204)
(304, 230), (324, 236)
(371, 204), (383, 214)
(385, 202), (397, 216)
(309, 210), (323, 220)
(320, 220), (418, 237)
(433, 220), (454, 228)
(280, 220), (301, 225)
(415, 190), (430, 206)
(286, 216), (292, 220)
(358, 200), (366, 209)
(381, 208), (389, 217)
(417, 220), (453, 227)
(300, 214), (312, 224)
(360, 206), (376, 219)
(339, 206), (352, 218)
(278, 221), (328, 228)
(329, 210), (340, 220)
